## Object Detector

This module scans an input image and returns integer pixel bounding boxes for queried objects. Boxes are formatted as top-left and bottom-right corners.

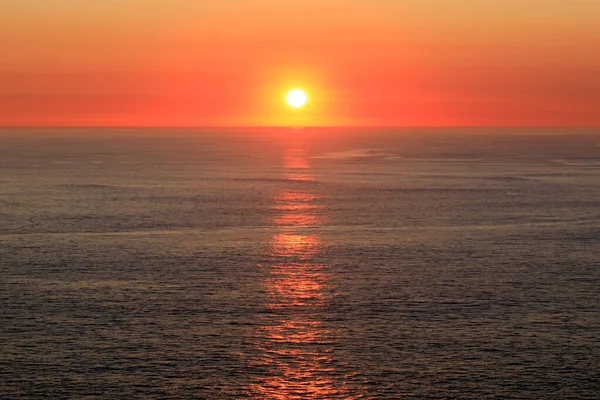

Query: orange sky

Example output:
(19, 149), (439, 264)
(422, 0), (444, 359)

(1, 0), (599, 127)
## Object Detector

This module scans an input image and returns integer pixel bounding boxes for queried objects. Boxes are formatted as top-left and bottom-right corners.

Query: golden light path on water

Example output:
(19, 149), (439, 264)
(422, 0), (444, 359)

(247, 137), (361, 399)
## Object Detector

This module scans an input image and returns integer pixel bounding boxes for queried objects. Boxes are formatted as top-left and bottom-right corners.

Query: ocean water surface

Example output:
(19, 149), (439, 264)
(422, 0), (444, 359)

(1, 128), (599, 399)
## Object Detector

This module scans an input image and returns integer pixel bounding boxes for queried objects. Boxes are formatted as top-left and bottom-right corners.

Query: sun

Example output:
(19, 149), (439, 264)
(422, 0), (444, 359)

(286, 89), (307, 108)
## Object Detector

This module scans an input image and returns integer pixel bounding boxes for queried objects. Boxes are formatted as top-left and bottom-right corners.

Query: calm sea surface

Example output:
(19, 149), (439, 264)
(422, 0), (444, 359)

(1, 128), (599, 399)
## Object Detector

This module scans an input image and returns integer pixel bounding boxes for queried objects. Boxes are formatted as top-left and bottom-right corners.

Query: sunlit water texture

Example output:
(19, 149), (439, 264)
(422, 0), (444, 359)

(1, 128), (599, 399)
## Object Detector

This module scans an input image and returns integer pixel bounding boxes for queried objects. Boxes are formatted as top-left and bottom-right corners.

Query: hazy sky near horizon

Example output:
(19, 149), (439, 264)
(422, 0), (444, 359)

(1, 0), (599, 126)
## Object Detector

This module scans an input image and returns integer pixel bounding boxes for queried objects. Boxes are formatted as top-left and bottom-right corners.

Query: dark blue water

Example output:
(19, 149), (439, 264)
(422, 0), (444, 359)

(1, 128), (599, 399)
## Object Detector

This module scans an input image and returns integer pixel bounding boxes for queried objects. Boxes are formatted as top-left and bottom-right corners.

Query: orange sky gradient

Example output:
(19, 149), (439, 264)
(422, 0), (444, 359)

(1, 0), (599, 127)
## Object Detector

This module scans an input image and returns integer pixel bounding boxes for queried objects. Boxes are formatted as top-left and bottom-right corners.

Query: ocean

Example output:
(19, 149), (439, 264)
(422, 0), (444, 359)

(1, 128), (599, 399)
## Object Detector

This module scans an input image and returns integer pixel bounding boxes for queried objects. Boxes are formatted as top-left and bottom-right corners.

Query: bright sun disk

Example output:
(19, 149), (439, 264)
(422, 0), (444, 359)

(287, 89), (307, 108)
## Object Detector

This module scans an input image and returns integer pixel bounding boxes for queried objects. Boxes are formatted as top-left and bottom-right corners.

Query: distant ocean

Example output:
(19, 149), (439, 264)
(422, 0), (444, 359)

(2, 128), (599, 399)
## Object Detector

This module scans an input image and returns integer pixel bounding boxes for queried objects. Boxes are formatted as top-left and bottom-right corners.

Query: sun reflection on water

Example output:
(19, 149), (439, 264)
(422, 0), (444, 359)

(248, 139), (360, 399)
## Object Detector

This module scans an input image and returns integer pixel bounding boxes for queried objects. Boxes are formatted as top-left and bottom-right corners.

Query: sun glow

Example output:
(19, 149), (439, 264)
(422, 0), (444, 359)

(286, 89), (307, 108)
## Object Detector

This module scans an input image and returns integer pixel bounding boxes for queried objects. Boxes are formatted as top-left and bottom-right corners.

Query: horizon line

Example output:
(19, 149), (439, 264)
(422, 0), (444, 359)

(1, 125), (599, 130)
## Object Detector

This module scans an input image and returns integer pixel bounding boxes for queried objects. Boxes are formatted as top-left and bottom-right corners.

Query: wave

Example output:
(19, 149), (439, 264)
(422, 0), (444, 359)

(552, 159), (600, 167)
